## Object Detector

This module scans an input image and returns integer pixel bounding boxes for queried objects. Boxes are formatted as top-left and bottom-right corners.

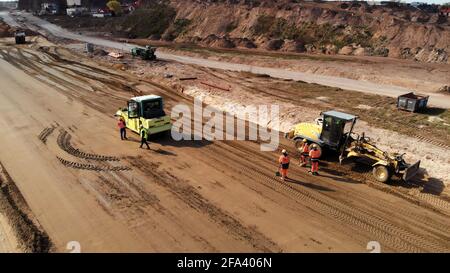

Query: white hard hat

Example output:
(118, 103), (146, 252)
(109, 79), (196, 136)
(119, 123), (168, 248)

(282, 149), (287, 154)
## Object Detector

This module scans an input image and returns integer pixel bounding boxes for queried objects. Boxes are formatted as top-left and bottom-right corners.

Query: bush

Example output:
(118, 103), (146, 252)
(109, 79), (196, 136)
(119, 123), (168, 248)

(107, 1), (122, 16)
(122, 4), (176, 38)
(252, 15), (313, 42)
(163, 18), (191, 41)
(173, 18), (191, 35)
(225, 21), (238, 33)
(252, 15), (275, 36)
(266, 39), (284, 50)
(269, 18), (288, 38)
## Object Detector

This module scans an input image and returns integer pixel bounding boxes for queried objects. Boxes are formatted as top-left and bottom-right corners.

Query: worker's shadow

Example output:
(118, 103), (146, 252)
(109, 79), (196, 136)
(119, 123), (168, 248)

(157, 133), (212, 148)
(320, 167), (362, 184)
(123, 134), (211, 155)
(152, 148), (176, 156)
(285, 177), (335, 192)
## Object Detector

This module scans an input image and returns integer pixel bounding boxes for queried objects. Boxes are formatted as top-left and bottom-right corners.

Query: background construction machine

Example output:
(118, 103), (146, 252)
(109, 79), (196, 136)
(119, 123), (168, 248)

(286, 110), (421, 182)
(115, 95), (171, 135)
(131, 45), (157, 60)
(14, 30), (26, 44)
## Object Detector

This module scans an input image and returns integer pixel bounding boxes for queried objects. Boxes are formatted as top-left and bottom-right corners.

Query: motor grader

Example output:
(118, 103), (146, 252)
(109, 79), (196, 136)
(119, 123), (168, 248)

(285, 110), (420, 182)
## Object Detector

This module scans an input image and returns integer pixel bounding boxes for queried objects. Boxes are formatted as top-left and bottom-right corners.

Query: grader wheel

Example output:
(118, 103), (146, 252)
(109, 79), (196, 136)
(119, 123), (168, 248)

(294, 139), (304, 151)
(372, 165), (391, 183)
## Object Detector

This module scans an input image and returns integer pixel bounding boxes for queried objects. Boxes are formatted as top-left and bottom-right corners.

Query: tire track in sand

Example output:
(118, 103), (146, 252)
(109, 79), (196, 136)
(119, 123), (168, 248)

(126, 156), (282, 253)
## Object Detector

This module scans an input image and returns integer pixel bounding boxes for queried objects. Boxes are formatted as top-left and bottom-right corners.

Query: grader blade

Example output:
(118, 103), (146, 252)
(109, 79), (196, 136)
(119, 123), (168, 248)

(403, 160), (421, 181)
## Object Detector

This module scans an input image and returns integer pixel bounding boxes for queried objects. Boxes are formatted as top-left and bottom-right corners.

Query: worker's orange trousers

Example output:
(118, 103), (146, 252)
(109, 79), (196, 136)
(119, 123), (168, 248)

(280, 168), (288, 178)
(311, 161), (319, 172)
(300, 155), (308, 164)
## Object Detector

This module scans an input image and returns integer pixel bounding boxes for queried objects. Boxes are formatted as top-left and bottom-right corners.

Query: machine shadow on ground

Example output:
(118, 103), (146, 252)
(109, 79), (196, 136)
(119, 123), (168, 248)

(391, 168), (446, 196)
(121, 133), (212, 149)
(416, 107), (446, 116)
(286, 178), (335, 192)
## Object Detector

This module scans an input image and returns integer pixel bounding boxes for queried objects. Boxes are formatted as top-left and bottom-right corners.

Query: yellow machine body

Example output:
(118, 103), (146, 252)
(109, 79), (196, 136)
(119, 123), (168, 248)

(115, 95), (172, 135)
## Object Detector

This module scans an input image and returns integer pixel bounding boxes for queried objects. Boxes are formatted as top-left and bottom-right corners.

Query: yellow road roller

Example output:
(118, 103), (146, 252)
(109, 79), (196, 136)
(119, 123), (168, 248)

(115, 95), (171, 135)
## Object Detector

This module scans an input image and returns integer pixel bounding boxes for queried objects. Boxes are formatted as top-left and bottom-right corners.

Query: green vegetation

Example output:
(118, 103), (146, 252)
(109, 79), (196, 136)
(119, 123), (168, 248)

(343, 25), (373, 48)
(251, 15), (373, 49)
(122, 3), (176, 38)
(163, 18), (192, 41)
(251, 15), (275, 36)
(107, 1), (122, 16)
(174, 19), (191, 32)
(225, 21), (238, 33)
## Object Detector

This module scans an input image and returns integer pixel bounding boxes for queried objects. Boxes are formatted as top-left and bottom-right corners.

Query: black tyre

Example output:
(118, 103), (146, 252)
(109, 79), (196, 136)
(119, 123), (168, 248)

(372, 165), (391, 183)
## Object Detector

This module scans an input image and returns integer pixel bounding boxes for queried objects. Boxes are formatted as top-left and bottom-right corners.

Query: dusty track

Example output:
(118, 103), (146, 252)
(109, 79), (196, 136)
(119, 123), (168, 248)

(0, 42), (449, 252)
(2, 11), (450, 109)
(0, 162), (52, 252)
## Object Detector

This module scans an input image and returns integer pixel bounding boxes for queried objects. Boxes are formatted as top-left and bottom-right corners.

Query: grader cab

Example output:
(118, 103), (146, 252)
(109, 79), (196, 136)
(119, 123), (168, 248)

(286, 110), (358, 157)
(286, 110), (420, 183)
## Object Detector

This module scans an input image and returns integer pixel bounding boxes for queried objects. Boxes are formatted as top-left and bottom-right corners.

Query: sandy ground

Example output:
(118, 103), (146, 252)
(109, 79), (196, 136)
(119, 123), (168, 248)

(0, 35), (448, 253)
(0, 213), (20, 253)
(67, 42), (449, 186)
(159, 46), (450, 94)
(3, 11), (450, 109)
(181, 86), (450, 184)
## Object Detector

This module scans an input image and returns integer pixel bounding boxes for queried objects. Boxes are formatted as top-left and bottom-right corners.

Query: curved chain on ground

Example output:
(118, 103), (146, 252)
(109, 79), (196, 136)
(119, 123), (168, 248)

(57, 129), (120, 162)
(38, 125), (56, 144)
(56, 157), (131, 172)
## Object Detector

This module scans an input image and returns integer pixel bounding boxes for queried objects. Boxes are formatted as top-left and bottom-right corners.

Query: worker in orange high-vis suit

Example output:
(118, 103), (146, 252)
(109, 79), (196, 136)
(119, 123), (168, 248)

(309, 144), (320, 176)
(278, 149), (290, 181)
(118, 117), (127, 140)
(299, 139), (309, 167)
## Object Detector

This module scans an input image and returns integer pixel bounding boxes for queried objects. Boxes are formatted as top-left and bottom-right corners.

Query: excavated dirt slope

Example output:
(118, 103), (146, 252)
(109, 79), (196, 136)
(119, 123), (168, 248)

(40, 1), (450, 63)
(166, 0), (450, 63)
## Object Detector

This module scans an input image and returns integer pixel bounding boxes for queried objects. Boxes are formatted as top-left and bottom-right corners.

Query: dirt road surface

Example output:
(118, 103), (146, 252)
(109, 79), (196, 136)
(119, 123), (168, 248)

(2, 10), (450, 109)
(0, 36), (449, 252)
(0, 213), (20, 252)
